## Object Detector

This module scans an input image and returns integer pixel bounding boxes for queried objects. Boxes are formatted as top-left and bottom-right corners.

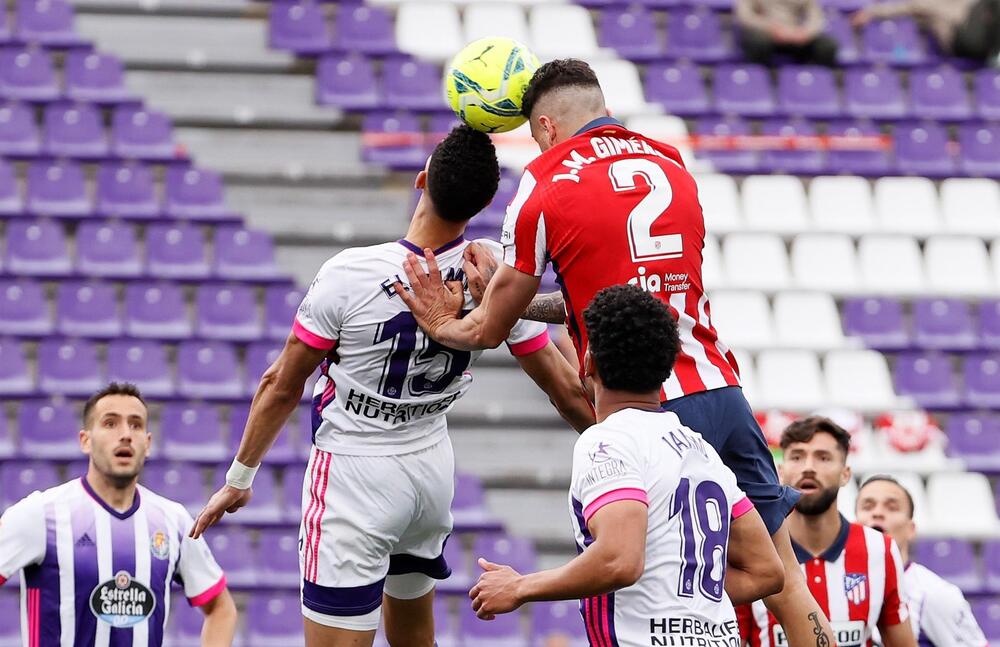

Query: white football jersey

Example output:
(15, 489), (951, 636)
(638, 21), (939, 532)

(899, 562), (986, 647)
(294, 237), (548, 456)
(568, 408), (752, 647)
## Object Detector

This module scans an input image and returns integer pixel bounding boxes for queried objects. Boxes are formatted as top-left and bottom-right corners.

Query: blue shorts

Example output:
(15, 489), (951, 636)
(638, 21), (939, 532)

(661, 386), (800, 535)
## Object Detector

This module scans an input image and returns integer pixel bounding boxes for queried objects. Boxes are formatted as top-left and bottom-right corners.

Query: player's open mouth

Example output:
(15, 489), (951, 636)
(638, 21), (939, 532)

(871, 525), (886, 533)
(113, 447), (134, 458)
(797, 479), (820, 492)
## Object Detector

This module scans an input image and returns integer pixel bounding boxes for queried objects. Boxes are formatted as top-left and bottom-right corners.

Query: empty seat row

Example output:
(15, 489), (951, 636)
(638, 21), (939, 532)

(0, 46), (138, 104)
(710, 291), (845, 351)
(893, 351), (1000, 410)
(0, 0), (86, 49)
(844, 297), (1000, 352)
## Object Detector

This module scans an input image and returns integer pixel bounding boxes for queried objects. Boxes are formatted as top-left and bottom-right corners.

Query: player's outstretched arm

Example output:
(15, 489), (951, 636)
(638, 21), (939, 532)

(515, 341), (595, 433)
(199, 588), (238, 647)
(725, 508), (785, 605)
(464, 242), (566, 324)
(190, 333), (328, 538)
(470, 500), (647, 619)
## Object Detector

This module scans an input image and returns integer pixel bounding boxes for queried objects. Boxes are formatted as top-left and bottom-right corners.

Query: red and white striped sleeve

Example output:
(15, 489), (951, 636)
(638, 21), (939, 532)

(878, 535), (909, 627)
(500, 169), (548, 277)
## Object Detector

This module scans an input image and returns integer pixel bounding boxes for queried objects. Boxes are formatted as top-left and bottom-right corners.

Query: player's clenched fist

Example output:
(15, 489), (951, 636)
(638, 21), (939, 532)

(469, 558), (525, 620)
(189, 484), (253, 539)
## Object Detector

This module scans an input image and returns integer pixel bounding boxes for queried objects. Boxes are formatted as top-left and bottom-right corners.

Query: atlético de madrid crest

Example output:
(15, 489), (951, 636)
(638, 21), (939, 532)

(844, 572), (868, 605)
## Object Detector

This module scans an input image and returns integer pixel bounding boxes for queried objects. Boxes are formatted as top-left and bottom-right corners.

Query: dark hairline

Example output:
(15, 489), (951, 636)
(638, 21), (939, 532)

(82, 383), (148, 429)
(858, 474), (915, 519)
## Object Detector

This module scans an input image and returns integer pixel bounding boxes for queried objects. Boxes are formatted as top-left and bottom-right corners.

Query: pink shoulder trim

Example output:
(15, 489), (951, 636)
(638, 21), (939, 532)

(508, 330), (550, 357)
(583, 487), (649, 524)
(732, 496), (754, 519)
(293, 319), (337, 350)
(0, 574), (6, 586)
(188, 574), (227, 607)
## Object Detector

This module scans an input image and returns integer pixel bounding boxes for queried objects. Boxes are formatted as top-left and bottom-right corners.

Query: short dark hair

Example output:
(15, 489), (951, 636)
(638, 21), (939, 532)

(520, 58), (602, 119)
(583, 284), (679, 393)
(426, 124), (499, 223)
(83, 382), (147, 428)
(859, 474), (915, 519)
(780, 416), (851, 456)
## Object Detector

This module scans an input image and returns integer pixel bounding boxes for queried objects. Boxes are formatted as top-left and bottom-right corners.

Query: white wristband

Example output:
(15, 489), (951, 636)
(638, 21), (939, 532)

(225, 460), (259, 490)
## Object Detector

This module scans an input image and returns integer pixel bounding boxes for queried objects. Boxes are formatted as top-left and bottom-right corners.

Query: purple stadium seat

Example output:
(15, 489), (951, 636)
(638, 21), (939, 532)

(38, 338), (103, 396)
(473, 533), (537, 576)
(176, 340), (243, 399)
(533, 600), (587, 646)
(713, 64), (775, 117)
(244, 341), (281, 396)
(64, 50), (134, 104)
(0, 279), (51, 335)
(975, 69), (1000, 120)
(55, 281), (121, 338)
(826, 120), (891, 176)
(269, 1), (332, 54)
(196, 284), (262, 341)
(19, 401), (82, 458)
(382, 57), (445, 111)
(777, 66), (841, 118)
(694, 116), (758, 174)
(140, 462), (203, 514)
(145, 222), (210, 279)
(0, 101), (40, 156)
(166, 596), (211, 645)
(965, 353), (1000, 408)
(760, 119), (825, 175)
(984, 542), (1000, 592)
(473, 170), (517, 234)
(111, 106), (176, 161)
(204, 526), (256, 586)
(315, 54), (379, 109)
(893, 352), (960, 408)
(95, 161), (158, 218)
(0, 157), (20, 214)
(912, 298), (975, 350)
(437, 537), (470, 594)
(332, 3), (395, 55)
(43, 102), (108, 159)
(16, 0), (83, 47)
(912, 539), (981, 592)
(123, 282), (192, 340)
(959, 123), (1000, 178)
(257, 528), (300, 587)
(4, 219), (71, 276)
(214, 226), (278, 280)
(825, 11), (860, 64)
(0, 591), (19, 641)
(246, 592), (303, 645)
(843, 298), (907, 349)
(76, 220), (142, 277)
(361, 112), (424, 169)
(453, 472), (500, 532)
(643, 61), (710, 117)
(228, 401), (297, 463)
(26, 159), (90, 217)
(0, 461), (58, 508)
(981, 299), (1000, 349)
(0, 408), (13, 457)
(106, 339), (173, 398)
(0, 48), (58, 101)
(893, 121), (956, 177)
(947, 414), (1000, 472)
(598, 5), (663, 61)
(282, 462), (305, 520)
(664, 7), (731, 62)
(910, 67), (972, 120)
(424, 112), (460, 156)
(164, 166), (227, 220)
(862, 17), (926, 65)
(844, 68), (907, 119)
(160, 403), (226, 461)
(459, 603), (525, 646)
(215, 463), (281, 523)
(0, 337), (32, 395)
(264, 285), (302, 339)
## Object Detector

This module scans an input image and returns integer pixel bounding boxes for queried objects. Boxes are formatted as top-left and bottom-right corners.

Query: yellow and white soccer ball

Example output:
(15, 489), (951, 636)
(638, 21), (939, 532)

(444, 37), (540, 134)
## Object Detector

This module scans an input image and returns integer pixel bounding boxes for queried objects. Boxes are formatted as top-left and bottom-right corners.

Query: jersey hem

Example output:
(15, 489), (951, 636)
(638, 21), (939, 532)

(293, 318), (337, 350)
(189, 573), (227, 607)
(508, 330), (550, 357)
(583, 487), (649, 524)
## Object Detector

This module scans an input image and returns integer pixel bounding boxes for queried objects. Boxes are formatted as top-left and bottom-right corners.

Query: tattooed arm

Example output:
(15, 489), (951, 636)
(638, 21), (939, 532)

(523, 292), (567, 324)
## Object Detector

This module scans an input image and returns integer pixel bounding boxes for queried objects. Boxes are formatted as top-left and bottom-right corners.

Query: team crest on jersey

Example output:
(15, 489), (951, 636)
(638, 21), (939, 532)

(150, 530), (169, 560)
(844, 572), (868, 605)
(89, 570), (156, 627)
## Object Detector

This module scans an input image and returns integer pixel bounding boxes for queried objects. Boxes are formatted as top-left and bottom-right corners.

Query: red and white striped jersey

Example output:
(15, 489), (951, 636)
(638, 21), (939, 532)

(500, 117), (740, 401)
(736, 518), (909, 647)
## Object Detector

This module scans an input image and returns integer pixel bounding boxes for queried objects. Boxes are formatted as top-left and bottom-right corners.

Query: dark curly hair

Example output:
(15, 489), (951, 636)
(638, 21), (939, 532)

(780, 416), (851, 457)
(520, 58), (602, 119)
(426, 124), (499, 223)
(583, 285), (679, 393)
(83, 382), (147, 428)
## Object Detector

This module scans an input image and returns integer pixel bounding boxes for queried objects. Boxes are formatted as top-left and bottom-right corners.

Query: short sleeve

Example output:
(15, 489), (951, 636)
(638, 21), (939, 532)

(174, 510), (226, 607)
(473, 238), (551, 354)
(570, 428), (648, 526)
(500, 170), (547, 278)
(0, 493), (46, 584)
(921, 582), (988, 647)
(293, 256), (351, 350)
(878, 536), (909, 628)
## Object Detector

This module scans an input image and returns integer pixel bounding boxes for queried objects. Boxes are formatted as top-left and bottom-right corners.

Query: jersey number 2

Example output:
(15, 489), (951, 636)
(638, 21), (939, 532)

(609, 158), (683, 263)
(669, 477), (730, 603)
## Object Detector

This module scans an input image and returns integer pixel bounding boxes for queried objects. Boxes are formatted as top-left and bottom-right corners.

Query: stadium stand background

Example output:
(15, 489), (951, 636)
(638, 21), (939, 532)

(1, 0), (1000, 643)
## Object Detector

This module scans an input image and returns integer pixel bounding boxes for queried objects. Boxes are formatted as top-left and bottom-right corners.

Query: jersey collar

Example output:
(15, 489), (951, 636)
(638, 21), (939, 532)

(397, 235), (465, 256)
(790, 514), (851, 564)
(80, 476), (141, 521)
(575, 116), (624, 136)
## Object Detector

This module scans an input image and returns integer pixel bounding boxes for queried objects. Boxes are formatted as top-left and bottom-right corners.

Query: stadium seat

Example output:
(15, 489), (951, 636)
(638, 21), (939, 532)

(861, 17), (926, 65)
(590, 60), (652, 117)
(43, 103), (108, 159)
(0, 158), (20, 216)
(246, 592), (305, 646)
(460, 603), (526, 647)
(664, 7), (731, 62)
(216, 463), (282, 523)
(315, 53), (379, 109)
(825, 11), (861, 63)
(730, 350), (758, 405)
(26, 159), (90, 217)
(713, 64), (775, 117)
(4, 219), (71, 277)
(123, 282), (192, 340)
(111, 106), (175, 161)
(925, 236), (993, 296)
(141, 462), (204, 515)
(858, 235), (926, 295)
(256, 528), (300, 587)
(756, 349), (825, 410)
(947, 414), (1000, 473)
(965, 353), (1000, 409)
(925, 472), (1000, 538)
(0, 460), (58, 508)
(195, 285), (262, 342)
(777, 65), (841, 118)
(826, 119), (891, 176)
(464, 4), (530, 46)
(37, 338), (102, 397)
(894, 352), (960, 409)
(96, 162), (159, 219)
(760, 119), (826, 176)
(808, 176), (875, 234)
(773, 292), (845, 351)
(984, 542), (1000, 592)
(0, 590), (19, 643)
(76, 221), (143, 278)
(396, 3), (462, 62)
(694, 116), (758, 174)
(282, 462), (305, 522)
(382, 57), (445, 111)
(0, 101), (40, 156)
(0, 48), (59, 102)
(598, 4), (664, 61)
(228, 402), (298, 464)
(146, 222), (210, 280)
(701, 233), (724, 289)
(55, 281), (121, 338)
(643, 60), (710, 117)
(0, 338), (32, 396)
(625, 115), (692, 165)
(361, 111), (424, 170)
(268, 1), (332, 55)
(64, 50), (134, 104)
(790, 234), (861, 294)
(912, 298), (976, 350)
(213, 226), (279, 280)
(722, 234), (790, 291)
(16, 0), (82, 46)
(910, 66), (972, 120)
(691, 174), (742, 234)
(533, 600), (588, 645)
(164, 166), (228, 220)
(530, 4), (602, 61)
(975, 69), (1000, 120)
(825, 350), (897, 412)
(19, 401), (82, 458)
(741, 175), (809, 234)
(912, 539), (982, 592)
(205, 526), (256, 587)
(0, 278), (53, 336)
(332, 3), (395, 55)
(982, 299), (1000, 349)
(106, 340), (174, 399)
(894, 121), (957, 178)
(708, 291), (774, 351)
(959, 122), (1000, 177)
(874, 177), (942, 235)
(162, 402), (227, 462)
(176, 341), (243, 400)
(838, 475), (858, 522)
(244, 341), (282, 397)
(474, 534), (537, 575)
(940, 178), (1000, 236)
(844, 68), (906, 119)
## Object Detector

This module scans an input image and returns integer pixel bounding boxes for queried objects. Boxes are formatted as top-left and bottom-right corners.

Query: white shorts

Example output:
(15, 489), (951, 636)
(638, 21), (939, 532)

(298, 438), (455, 631)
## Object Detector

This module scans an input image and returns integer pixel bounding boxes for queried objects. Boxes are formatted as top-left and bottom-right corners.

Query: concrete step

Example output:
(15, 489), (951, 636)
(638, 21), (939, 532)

(451, 427), (577, 487)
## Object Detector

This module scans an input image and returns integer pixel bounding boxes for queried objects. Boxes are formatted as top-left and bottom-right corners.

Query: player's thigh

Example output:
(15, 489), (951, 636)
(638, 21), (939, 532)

(381, 585), (436, 647)
(391, 438), (455, 577)
(304, 616), (376, 647)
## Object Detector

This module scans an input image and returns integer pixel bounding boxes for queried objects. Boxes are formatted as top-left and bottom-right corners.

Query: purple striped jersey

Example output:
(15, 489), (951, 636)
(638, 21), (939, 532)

(0, 478), (226, 647)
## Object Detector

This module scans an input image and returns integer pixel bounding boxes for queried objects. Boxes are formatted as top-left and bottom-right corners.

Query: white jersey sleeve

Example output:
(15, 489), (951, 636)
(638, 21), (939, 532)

(0, 492), (46, 584)
(919, 579), (988, 646)
(173, 508), (226, 606)
(294, 254), (354, 350)
(473, 238), (549, 354)
(571, 426), (649, 526)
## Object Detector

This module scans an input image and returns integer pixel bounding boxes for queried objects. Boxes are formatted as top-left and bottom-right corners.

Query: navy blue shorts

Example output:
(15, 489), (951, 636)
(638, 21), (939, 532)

(661, 386), (800, 535)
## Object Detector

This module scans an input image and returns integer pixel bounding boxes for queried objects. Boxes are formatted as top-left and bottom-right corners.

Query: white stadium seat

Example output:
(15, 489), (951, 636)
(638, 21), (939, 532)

(590, 60), (655, 117)
(708, 290), (774, 351)
(790, 234), (860, 294)
(874, 177), (943, 236)
(924, 472), (1000, 538)
(756, 349), (825, 410)
(741, 175), (810, 234)
(858, 235), (926, 295)
(824, 349), (897, 412)
(702, 233), (725, 289)
(839, 476), (859, 522)
(692, 174), (743, 234)
(730, 349), (758, 404)
(722, 233), (790, 291)
(940, 178), (1000, 237)
(395, 3), (462, 62)
(773, 292), (845, 351)
(463, 4), (530, 47)
(626, 115), (693, 166)
(529, 4), (602, 61)
(809, 176), (876, 235)
(924, 236), (994, 296)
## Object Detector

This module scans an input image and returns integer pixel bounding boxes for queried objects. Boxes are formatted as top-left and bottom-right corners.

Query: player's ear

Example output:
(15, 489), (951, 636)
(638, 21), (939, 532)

(840, 464), (852, 487)
(582, 348), (595, 379)
(415, 169), (428, 190)
(79, 427), (91, 454)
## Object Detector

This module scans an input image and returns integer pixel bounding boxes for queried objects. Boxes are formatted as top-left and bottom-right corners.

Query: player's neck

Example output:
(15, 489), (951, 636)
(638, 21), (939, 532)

(594, 388), (662, 423)
(85, 468), (138, 513)
(787, 505), (844, 557)
(404, 209), (466, 251)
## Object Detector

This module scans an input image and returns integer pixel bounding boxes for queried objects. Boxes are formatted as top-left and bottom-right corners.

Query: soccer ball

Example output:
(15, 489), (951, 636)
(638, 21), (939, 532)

(444, 37), (540, 134)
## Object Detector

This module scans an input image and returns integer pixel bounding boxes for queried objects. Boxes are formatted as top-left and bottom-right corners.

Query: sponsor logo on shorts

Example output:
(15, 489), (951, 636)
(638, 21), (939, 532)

(89, 571), (156, 628)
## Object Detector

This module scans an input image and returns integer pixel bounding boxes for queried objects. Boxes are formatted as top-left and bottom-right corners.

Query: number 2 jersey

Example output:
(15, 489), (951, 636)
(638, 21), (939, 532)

(501, 117), (740, 401)
(569, 408), (754, 647)
(293, 237), (548, 456)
